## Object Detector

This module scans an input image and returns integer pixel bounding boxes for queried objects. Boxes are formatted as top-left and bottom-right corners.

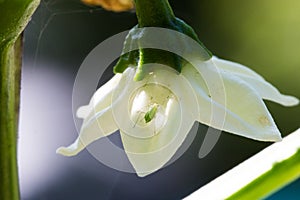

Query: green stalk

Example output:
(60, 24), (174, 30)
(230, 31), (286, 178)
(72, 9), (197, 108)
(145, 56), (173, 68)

(133, 0), (180, 81)
(0, 37), (22, 200)
(134, 0), (175, 27)
(114, 0), (212, 80)
(0, 1), (40, 199)
(186, 129), (300, 200)
(228, 149), (300, 199)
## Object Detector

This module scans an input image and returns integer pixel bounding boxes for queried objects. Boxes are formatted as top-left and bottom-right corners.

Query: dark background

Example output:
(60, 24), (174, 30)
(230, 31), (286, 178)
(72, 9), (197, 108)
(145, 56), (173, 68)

(20, 0), (300, 199)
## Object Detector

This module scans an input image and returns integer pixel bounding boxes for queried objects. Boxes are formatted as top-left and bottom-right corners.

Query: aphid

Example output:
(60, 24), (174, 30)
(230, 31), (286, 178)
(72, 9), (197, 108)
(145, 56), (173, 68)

(144, 103), (159, 123)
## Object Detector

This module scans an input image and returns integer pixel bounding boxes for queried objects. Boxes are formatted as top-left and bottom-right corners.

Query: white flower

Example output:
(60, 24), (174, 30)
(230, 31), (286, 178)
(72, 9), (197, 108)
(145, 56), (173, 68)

(56, 56), (299, 177)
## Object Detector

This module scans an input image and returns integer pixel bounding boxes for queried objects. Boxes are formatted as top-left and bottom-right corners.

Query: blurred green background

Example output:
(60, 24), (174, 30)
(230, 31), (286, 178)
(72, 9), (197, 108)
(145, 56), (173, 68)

(20, 0), (299, 199)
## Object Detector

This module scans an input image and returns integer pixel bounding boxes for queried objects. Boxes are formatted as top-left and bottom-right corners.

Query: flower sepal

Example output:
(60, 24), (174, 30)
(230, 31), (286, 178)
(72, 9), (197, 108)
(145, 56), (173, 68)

(114, 20), (212, 81)
(114, 0), (212, 81)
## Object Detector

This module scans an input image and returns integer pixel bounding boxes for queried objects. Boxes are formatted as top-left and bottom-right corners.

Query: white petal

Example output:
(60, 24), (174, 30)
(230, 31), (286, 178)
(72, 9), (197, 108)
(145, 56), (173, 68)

(56, 106), (118, 156)
(57, 74), (121, 156)
(112, 65), (198, 176)
(111, 65), (198, 137)
(212, 56), (265, 80)
(120, 97), (194, 177)
(212, 56), (299, 106)
(76, 74), (122, 119)
(183, 60), (282, 141)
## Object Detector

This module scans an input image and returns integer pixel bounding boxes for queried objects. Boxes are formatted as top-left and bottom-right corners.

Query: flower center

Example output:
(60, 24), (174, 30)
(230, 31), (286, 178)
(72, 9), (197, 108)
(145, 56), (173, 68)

(129, 83), (176, 135)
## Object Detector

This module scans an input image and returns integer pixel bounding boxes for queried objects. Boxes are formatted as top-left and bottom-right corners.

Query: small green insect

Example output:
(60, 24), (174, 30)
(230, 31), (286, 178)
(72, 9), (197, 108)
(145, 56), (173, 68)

(144, 104), (159, 123)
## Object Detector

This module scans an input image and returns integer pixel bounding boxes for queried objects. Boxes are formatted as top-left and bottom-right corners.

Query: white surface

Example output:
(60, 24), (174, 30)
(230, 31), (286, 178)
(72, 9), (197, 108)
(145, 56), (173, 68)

(185, 128), (300, 200)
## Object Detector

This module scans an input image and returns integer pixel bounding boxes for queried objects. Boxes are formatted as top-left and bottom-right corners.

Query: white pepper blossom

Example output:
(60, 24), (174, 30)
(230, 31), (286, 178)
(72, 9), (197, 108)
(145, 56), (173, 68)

(57, 56), (298, 177)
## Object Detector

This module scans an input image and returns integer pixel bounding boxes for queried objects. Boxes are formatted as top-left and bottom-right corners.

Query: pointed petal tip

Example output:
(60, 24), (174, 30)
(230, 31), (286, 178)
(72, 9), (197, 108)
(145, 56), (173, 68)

(135, 167), (161, 178)
(255, 129), (282, 142)
(275, 136), (283, 142)
(76, 105), (90, 118)
(269, 133), (282, 142)
(127, 155), (159, 177)
(56, 138), (85, 156)
(281, 95), (299, 107)
(56, 146), (81, 157)
(270, 94), (299, 107)
(56, 147), (75, 156)
(136, 171), (151, 178)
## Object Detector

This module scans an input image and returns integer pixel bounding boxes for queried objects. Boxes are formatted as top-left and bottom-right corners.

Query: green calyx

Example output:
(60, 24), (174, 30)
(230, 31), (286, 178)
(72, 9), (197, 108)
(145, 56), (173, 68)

(114, 0), (212, 81)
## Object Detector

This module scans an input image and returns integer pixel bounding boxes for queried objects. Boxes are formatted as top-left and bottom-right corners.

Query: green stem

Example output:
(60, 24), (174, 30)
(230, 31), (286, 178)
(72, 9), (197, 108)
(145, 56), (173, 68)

(228, 149), (300, 199)
(0, 38), (22, 200)
(114, 0), (212, 80)
(0, 1), (40, 199)
(134, 0), (175, 27)
(133, 0), (179, 80)
(186, 129), (300, 199)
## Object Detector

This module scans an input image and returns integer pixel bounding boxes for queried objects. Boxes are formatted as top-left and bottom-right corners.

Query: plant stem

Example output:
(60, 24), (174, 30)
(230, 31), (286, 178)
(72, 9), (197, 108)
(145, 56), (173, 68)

(134, 0), (175, 27)
(0, 1), (40, 199)
(0, 37), (22, 200)
(185, 128), (300, 200)
(115, 0), (211, 80)
(228, 148), (300, 199)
